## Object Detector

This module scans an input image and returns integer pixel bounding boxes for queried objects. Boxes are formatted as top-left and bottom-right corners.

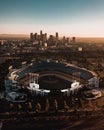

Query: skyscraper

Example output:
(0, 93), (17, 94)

(30, 33), (34, 42)
(34, 33), (37, 40)
(56, 32), (58, 38)
(40, 30), (42, 36)
(72, 37), (76, 43)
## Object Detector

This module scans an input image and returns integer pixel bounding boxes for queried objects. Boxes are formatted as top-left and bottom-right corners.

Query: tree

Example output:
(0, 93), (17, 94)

(54, 99), (58, 113)
(18, 104), (22, 111)
(71, 97), (75, 107)
(28, 102), (32, 111)
(85, 100), (93, 116)
(45, 99), (50, 113)
(63, 100), (69, 113)
(9, 103), (14, 111)
(35, 102), (41, 113)
(93, 101), (98, 111)
(79, 98), (84, 108)
(87, 100), (93, 109)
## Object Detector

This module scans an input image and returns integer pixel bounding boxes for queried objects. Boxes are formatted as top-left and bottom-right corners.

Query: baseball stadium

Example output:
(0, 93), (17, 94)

(5, 59), (99, 102)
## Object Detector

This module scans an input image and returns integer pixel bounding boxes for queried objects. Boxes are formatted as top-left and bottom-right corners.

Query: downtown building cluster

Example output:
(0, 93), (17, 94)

(30, 30), (76, 47)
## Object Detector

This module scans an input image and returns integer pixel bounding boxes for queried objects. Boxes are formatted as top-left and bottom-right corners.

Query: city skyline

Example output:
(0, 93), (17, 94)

(0, 0), (104, 37)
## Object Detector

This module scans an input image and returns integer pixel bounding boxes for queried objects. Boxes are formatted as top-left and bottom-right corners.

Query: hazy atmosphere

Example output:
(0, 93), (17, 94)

(0, 0), (104, 37)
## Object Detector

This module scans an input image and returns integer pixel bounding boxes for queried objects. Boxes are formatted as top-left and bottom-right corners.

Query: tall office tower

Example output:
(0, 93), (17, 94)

(1, 40), (4, 45)
(34, 33), (37, 40)
(42, 33), (47, 42)
(66, 38), (69, 44)
(48, 35), (54, 46)
(45, 33), (47, 40)
(63, 36), (66, 43)
(30, 33), (34, 41)
(40, 30), (42, 36)
(72, 37), (76, 43)
(56, 32), (58, 38)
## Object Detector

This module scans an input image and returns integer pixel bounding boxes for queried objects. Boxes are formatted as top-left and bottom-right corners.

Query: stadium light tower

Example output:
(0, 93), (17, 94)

(28, 73), (39, 83)
(33, 73), (39, 84)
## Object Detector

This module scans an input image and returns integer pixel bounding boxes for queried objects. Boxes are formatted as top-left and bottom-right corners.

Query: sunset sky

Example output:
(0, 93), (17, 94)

(0, 0), (104, 37)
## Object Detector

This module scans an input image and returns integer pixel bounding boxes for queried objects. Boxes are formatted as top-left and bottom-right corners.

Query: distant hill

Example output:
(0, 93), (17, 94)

(0, 34), (29, 40)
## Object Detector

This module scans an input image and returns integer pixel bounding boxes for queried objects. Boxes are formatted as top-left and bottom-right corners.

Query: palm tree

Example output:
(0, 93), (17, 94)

(63, 100), (69, 113)
(18, 104), (22, 111)
(71, 97), (75, 107)
(9, 103), (14, 111)
(28, 102), (32, 111)
(35, 102), (41, 113)
(45, 99), (50, 113)
(54, 99), (58, 114)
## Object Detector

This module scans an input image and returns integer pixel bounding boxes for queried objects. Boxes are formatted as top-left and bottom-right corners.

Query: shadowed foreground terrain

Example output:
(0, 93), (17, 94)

(2, 116), (104, 130)
(1, 89), (104, 130)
